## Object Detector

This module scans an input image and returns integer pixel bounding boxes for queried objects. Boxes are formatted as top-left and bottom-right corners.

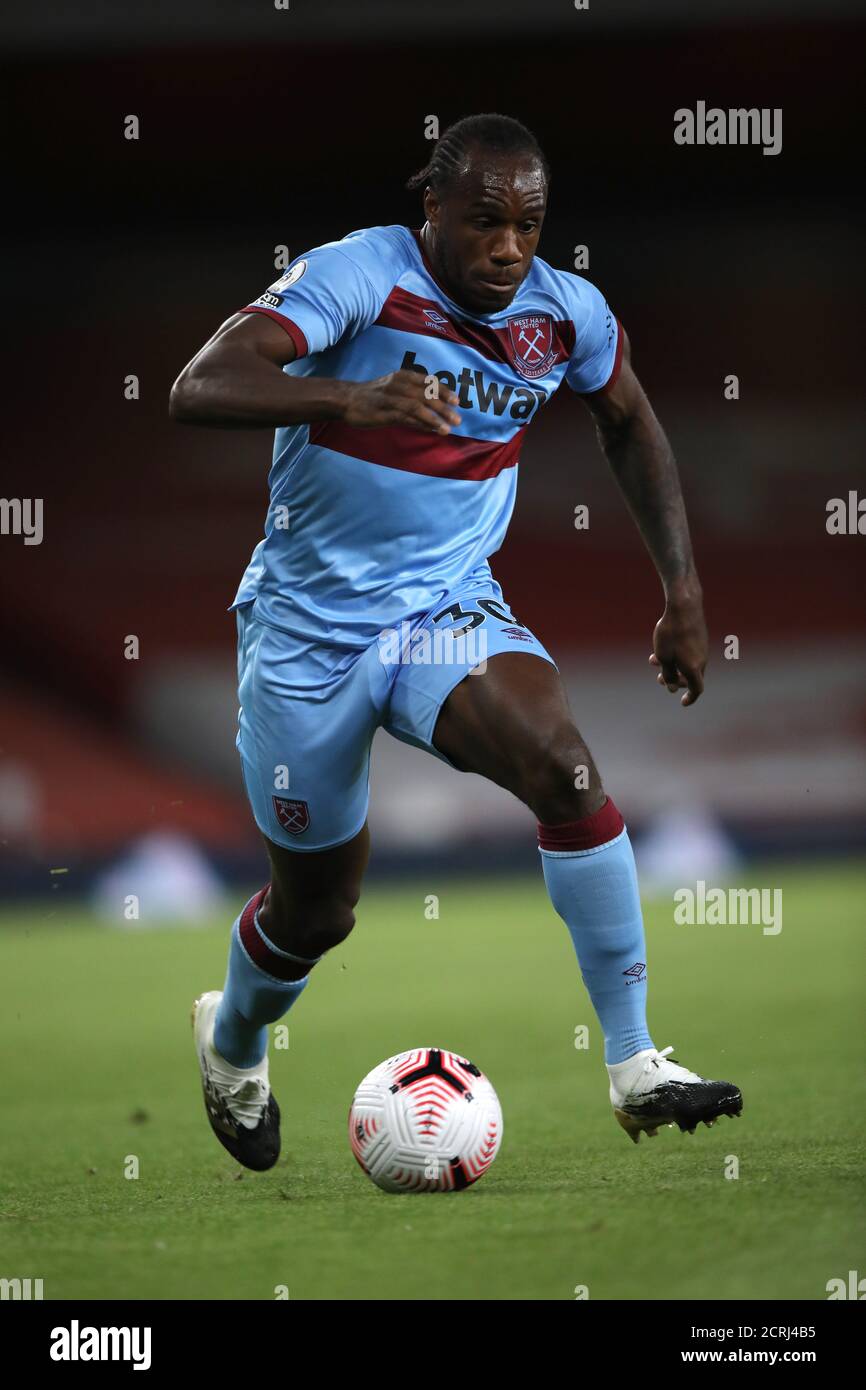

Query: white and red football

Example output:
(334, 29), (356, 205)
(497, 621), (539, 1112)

(348, 1047), (503, 1193)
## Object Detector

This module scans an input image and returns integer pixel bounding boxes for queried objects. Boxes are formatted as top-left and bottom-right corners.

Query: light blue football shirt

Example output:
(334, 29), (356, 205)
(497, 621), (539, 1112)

(232, 225), (622, 648)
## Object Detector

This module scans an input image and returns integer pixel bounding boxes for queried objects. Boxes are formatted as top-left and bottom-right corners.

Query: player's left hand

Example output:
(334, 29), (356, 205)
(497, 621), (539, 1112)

(649, 593), (708, 706)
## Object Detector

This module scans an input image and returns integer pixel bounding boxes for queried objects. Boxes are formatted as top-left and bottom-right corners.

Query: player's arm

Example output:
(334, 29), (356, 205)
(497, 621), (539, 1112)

(169, 311), (460, 435)
(582, 328), (708, 706)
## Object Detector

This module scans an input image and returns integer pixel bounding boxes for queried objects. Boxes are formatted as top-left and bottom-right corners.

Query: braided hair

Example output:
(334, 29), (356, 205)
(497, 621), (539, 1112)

(406, 113), (549, 196)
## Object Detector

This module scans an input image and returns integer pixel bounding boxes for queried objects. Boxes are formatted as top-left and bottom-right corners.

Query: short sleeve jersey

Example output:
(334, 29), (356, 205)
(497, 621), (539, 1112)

(232, 225), (623, 648)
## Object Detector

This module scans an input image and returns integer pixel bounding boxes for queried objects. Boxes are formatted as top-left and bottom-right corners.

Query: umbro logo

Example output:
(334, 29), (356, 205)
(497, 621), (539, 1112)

(423, 308), (450, 332)
(623, 961), (646, 983)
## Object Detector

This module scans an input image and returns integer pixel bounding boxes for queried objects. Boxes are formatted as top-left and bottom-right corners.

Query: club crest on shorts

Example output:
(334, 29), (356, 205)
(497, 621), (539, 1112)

(273, 796), (310, 835)
(506, 313), (557, 379)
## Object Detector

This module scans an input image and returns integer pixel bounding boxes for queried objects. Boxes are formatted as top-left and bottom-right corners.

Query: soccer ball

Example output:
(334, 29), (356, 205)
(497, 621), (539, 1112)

(348, 1047), (503, 1193)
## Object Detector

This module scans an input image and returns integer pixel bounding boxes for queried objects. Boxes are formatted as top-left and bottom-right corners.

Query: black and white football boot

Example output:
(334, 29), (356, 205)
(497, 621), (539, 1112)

(192, 990), (281, 1171)
(608, 1045), (742, 1144)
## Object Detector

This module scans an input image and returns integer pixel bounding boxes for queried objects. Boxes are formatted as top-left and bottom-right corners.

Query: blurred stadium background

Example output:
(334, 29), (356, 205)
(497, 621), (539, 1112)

(1, 0), (864, 910)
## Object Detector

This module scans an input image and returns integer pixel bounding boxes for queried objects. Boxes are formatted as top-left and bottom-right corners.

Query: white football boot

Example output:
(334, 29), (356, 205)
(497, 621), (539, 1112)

(608, 1045), (742, 1144)
(192, 990), (281, 1171)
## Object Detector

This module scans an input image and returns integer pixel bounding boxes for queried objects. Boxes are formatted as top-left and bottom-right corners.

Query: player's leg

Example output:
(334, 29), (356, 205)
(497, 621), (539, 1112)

(431, 648), (742, 1141)
(430, 649), (604, 820)
(385, 595), (652, 1063)
(258, 824), (370, 968)
(213, 825), (369, 1065)
(198, 826), (371, 1173)
(194, 605), (383, 1171)
(433, 650), (654, 1063)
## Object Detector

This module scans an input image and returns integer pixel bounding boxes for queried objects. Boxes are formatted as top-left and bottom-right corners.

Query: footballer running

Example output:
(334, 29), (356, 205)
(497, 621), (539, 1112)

(170, 113), (743, 1171)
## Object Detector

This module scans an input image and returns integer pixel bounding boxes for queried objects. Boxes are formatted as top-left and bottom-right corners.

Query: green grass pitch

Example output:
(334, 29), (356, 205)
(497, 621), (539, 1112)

(1, 861), (864, 1301)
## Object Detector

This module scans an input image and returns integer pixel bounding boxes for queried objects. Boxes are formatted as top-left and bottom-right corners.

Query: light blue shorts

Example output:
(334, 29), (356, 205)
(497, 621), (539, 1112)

(235, 580), (556, 851)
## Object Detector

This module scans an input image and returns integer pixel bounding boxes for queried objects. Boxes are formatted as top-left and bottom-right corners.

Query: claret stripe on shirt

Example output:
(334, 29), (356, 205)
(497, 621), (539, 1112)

(374, 284), (576, 368)
(307, 419), (525, 481)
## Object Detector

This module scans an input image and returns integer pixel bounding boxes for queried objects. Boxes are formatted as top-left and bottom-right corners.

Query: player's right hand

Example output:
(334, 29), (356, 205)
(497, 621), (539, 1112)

(342, 370), (462, 434)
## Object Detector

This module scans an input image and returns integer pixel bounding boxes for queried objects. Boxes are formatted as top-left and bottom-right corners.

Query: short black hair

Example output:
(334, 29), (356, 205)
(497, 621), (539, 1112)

(406, 113), (549, 196)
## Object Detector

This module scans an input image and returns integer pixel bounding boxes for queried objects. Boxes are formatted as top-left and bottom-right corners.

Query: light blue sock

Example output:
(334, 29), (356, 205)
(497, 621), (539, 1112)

(539, 820), (654, 1064)
(213, 892), (316, 1068)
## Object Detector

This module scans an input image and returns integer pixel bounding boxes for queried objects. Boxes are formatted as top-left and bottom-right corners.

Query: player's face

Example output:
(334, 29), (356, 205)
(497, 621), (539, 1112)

(424, 153), (548, 315)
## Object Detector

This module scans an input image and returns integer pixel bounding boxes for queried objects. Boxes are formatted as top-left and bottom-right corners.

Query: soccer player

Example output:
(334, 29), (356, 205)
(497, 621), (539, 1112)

(170, 113), (742, 1170)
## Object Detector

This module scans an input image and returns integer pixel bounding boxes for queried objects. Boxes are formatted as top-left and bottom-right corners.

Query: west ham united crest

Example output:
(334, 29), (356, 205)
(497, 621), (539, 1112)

(273, 796), (310, 835)
(506, 313), (557, 379)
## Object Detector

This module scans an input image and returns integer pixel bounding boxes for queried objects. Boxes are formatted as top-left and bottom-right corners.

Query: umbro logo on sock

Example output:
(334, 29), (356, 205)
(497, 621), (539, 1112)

(623, 961), (646, 984)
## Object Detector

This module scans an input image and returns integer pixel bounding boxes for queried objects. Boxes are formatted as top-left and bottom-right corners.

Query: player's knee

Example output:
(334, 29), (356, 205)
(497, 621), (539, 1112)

(305, 892), (357, 953)
(266, 883), (359, 957)
(519, 728), (604, 823)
